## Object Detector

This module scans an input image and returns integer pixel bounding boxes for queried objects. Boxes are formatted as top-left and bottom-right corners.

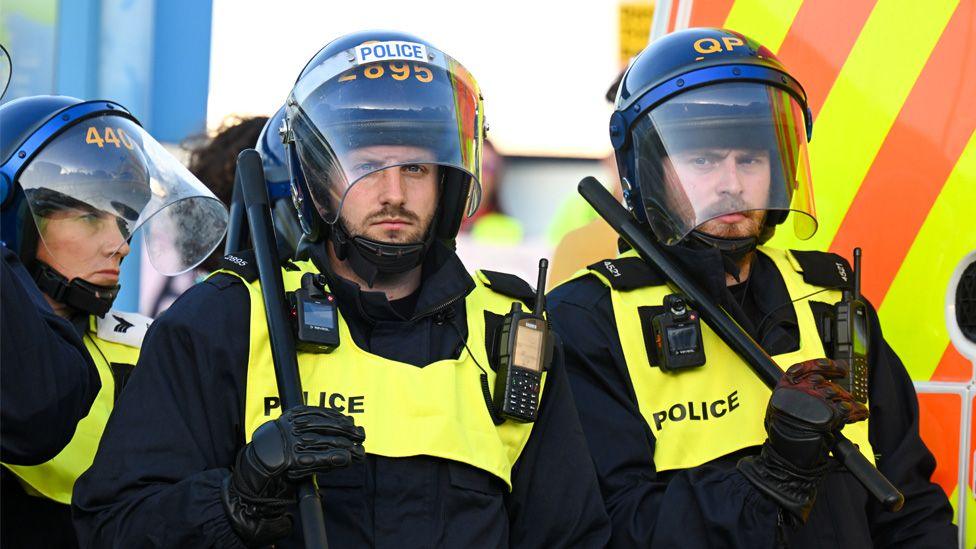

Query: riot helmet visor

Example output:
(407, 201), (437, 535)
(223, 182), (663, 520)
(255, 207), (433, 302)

(18, 113), (228, 275)
(286, 40), (483, 225)
(631, 82), (815, 244)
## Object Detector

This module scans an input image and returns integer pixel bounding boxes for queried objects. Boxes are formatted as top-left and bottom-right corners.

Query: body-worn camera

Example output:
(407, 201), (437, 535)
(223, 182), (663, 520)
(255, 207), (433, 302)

(825, 248), (869, 403)
(288, 273), (339, 353)
(493, 260), (552, 423)
(651, 294), (706, 372)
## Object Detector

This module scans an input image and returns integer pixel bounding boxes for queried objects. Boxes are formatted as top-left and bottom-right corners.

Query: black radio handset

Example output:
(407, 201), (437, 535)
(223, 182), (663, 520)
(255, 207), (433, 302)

(831, 248), (869, 403)
(493, 259), (552, 423)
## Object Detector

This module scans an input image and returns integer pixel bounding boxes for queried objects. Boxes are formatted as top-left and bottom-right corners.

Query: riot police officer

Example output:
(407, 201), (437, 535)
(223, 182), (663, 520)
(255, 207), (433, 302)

(0, 95), (228, 546)
(73, 31), (610, 548)
(547, 28), (957, 547)
(0, 51), (100, 471)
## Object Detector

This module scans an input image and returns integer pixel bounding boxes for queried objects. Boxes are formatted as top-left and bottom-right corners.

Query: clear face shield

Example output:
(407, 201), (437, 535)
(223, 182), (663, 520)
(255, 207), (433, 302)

(18, 113), (228, 275)
(630, 82), (816, 245)
(286, 40), (484, 225)
(0, 44), (10, 100)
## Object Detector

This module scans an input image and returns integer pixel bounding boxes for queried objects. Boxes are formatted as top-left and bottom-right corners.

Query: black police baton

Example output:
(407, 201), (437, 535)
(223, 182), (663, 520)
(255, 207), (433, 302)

(224, 167), (247, 255)
(237, 149), (330, 548)
(577, 176), (905, 512)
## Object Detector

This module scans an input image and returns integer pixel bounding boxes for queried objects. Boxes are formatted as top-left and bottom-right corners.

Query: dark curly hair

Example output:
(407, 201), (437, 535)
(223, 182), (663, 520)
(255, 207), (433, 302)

(185, 115), (268, 271)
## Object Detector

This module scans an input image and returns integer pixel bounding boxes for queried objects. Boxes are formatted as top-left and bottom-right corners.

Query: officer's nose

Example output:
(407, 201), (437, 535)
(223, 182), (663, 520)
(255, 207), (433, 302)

(714, 156), (744, 196)
(99, 218), (130, 261)
(376, 168), (407, 207)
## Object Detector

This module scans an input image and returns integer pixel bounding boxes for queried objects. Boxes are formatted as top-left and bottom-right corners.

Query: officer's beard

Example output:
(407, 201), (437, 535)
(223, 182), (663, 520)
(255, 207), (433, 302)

(696, 209), (766, 239)
(343, 204), (431, 245)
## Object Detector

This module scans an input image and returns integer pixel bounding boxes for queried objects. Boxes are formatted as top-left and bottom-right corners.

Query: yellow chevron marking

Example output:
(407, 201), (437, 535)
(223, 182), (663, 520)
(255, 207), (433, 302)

(880, 131), (976, 380)
(723, 0), (804, 52)
(789, 0), (957, 252)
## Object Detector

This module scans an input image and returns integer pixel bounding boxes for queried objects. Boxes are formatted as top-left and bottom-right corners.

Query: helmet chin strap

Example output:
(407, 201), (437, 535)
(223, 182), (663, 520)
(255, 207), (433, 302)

(329, 219), (433, 288)
(32, 261), (120, 317)
(683, 230), (763, 283)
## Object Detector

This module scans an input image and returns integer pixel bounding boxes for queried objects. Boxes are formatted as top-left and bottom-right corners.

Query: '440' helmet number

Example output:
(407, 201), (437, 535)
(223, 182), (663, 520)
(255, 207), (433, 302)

(85, 126), (135, 150)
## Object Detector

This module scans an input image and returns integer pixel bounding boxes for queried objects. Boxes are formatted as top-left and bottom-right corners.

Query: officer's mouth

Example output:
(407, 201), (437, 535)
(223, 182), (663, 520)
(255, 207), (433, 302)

(714, 213), (747, 223)
(372, 218), (412, 231)
(89, 269), (120, 284)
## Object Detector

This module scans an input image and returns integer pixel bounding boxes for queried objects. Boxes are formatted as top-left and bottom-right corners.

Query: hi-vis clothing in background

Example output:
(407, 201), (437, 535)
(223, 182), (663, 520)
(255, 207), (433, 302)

(73, 243), (610, 548)
(548, 245), (956, 548)
(2, 308), (148, 548)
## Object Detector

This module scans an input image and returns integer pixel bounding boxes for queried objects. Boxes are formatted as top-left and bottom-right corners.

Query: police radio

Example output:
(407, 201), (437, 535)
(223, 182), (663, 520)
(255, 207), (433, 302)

(493, 260), (551, 423)
(652, 294), (707, 371)
(288, 273), (340, 353)
(827, 248), (869, 403)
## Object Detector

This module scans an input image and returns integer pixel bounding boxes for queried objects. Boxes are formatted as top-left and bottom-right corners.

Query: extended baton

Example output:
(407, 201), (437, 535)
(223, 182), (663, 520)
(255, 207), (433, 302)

(237, 149), (330, 548)
(577, 176), (904, 512)
(224, 167), (247, 255)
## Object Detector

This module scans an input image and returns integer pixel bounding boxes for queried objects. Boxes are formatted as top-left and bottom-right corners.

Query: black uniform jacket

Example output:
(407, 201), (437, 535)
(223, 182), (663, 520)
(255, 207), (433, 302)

(547, 245), (957, 548)
(1, 245), (99, 464)
(73, 242), (610, 548)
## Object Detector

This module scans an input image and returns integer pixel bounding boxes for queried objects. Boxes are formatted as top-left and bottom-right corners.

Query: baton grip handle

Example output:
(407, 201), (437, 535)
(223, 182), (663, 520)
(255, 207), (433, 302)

(834, 434), (904, 511)
(238, 149), (330, 548)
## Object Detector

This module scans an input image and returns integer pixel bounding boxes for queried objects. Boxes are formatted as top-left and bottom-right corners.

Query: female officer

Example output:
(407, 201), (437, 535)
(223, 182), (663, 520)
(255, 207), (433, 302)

(0, 95), (228, 547)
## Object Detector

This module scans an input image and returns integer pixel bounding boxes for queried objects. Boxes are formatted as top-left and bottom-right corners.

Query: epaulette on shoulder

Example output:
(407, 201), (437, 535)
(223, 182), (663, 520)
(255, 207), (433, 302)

(586, 256), (666, 290)
(95, 310), (153, 348)
(789, 249), (854, 289)
(219, 249), (260, 282)
(219, 248), (299, 283)
(479, 270), (536, 304)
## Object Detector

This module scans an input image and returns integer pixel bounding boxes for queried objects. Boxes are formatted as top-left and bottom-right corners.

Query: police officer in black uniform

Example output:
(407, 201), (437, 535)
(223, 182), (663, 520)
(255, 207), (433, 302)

(1, 94), (228, 547)
(548, 28), (957, 547)
(0, 50), (99, 468)
(1, 246), (99, 463)
(73, 31), (610, 548)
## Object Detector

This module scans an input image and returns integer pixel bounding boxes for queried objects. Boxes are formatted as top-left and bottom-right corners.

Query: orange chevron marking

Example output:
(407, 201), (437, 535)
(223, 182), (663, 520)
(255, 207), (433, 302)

(829, 0), (976, 303)
(932, 344), (974, 382)
(688, 0), (735, 27)
(918, 392), (963, 497)
(775, 0), (878, 118)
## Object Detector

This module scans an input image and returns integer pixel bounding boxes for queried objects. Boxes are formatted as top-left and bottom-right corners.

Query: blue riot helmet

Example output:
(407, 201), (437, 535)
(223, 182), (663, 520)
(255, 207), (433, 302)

(0, 95), (229, 315)
(256, 105), (304, 256)
(283, 30), (484, 284)
(611, 28), (816, 255)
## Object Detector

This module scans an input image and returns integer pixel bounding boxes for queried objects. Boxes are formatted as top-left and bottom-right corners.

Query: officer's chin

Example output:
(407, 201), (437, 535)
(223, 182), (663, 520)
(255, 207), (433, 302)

(361, 225), (426, 245)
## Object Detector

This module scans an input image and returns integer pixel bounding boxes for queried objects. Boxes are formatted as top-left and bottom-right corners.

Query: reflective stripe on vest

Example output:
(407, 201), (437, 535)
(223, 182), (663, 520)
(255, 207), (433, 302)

(569, 247), (874, 472)
(218, 261), (545, 490)
(3, 318), (140, 503)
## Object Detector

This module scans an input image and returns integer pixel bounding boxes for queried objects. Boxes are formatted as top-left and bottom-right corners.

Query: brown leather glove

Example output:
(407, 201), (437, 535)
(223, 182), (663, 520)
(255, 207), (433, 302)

(738, 358), (868, 522)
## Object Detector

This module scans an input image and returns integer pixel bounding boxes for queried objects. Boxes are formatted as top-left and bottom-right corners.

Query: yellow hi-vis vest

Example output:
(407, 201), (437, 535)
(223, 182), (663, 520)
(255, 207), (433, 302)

(218, 260), (546, 490)
(4, 311), (148, 503)
(569, 247), (875, 473)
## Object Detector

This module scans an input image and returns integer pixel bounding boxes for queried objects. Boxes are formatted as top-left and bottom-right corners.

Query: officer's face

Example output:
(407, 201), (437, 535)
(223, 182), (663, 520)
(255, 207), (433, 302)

(338, 145), (439, 243)
(662, 147), (770, 239)
(34, 207), (130, 287)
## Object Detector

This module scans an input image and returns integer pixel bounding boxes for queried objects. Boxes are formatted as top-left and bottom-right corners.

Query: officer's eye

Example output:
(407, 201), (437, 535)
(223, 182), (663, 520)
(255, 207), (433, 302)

(352, 162), (377, 174)
(402, 164), (428, 175)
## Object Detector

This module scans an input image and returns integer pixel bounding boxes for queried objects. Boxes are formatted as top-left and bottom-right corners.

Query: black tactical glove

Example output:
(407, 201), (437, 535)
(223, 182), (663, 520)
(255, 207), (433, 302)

(221, 405), (366, 547)
(738, 358), (868, 523)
